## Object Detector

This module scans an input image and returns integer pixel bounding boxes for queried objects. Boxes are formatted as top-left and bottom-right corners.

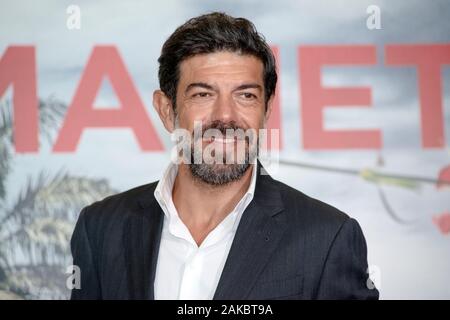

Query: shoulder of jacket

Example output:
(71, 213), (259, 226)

(273, 178), (350, 232)
(80, 181), (159, 223)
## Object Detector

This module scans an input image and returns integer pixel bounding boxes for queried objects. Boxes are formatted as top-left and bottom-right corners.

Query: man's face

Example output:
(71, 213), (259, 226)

(157, 51), (272, 185)
(175, 51), (267, 136)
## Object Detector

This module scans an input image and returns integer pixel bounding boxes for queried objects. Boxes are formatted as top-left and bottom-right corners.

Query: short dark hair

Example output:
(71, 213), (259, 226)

(157, 12), (277, 112)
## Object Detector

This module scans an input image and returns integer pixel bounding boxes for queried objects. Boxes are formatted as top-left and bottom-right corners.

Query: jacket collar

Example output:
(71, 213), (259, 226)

(126, 160), (286, 299)
(213, 162), (286, 299)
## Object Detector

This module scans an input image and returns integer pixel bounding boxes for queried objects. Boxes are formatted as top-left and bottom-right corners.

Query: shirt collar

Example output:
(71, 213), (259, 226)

(154, 161), (258, 221)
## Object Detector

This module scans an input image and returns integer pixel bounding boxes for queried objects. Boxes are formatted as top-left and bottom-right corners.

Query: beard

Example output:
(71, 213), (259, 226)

(189, 120), (258, 186)
(190, 162), (251, 186)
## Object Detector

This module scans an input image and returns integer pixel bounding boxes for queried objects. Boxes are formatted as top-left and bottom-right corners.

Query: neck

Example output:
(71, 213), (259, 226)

(172, 163), (254, 246)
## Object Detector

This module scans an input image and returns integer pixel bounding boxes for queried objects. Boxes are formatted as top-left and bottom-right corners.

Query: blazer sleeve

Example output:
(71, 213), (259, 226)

(315, 218), (379, 300)
(70, 206), (102, 300)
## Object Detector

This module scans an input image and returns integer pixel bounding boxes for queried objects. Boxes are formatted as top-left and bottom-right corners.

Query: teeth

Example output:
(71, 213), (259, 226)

(214, 138), (234, 143)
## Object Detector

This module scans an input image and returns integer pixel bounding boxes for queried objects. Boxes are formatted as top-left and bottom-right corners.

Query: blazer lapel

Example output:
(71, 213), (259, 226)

(122, 163), (286, 300)
(123, 191), (164, 300)
(213, 164), (287, 300)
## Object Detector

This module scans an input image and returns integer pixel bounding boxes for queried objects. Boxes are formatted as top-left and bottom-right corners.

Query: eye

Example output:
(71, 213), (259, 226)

(192, 92), (212, 98)
(240, 92), (257, 99)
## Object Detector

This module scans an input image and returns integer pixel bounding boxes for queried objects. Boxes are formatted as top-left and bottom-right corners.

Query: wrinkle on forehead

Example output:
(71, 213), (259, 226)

(179, 51), (264, 89)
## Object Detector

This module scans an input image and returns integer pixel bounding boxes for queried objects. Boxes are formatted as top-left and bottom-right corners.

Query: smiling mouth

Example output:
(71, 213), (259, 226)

(204, 137), (237, 144)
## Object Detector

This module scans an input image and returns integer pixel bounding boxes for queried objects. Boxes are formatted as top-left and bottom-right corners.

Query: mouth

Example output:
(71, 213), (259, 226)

(204, 136), (237, 144)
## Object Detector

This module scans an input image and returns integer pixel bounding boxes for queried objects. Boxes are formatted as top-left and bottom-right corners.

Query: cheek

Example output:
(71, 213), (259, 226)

(239, 111), (266, 130)
(176, 108), (210, 132)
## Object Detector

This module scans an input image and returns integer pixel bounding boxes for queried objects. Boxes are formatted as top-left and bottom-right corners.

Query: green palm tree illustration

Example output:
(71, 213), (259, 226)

(0, 98), (117, 299)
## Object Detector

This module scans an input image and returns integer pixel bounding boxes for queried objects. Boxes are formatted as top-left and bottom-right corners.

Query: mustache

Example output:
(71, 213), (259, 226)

(198, 120), (247, 136)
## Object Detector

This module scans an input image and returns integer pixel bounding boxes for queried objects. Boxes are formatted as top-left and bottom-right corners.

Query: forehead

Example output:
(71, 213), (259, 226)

(178, 51), (264, 85)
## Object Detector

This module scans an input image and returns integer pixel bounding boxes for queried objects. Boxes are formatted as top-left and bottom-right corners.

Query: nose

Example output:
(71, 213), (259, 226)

(210, 93), (237, 123)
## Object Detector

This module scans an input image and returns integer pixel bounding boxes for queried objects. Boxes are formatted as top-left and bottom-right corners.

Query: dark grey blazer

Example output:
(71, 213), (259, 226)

(70, 163), (379, 300)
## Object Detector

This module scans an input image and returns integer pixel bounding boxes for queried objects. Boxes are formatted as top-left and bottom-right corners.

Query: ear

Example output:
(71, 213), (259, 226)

(153, 90), (176, 132)
(263, 95), (274, 127)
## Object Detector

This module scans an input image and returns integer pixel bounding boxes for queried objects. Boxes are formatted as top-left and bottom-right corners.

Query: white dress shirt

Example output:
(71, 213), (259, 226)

(153, 162), (257, 300)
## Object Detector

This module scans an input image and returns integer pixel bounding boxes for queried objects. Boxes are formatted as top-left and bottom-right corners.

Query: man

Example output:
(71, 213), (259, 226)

(70, 12), (379, 300)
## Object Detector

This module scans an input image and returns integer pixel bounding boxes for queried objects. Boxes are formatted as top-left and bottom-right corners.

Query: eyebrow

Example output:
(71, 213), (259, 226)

(185, 82), (215, 94)
(184, 82), (263, 94)
(234, 83), (263, 92)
